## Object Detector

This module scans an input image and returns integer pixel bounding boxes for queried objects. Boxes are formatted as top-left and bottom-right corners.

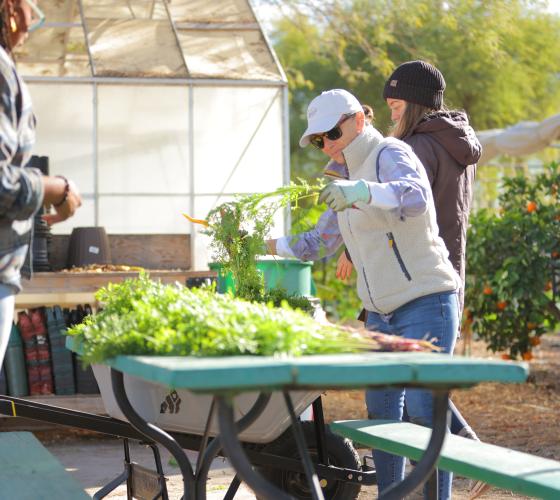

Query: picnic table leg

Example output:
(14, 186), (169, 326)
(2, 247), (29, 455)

(92, 439), (132, 500)
(379, 390), (450, 500)
(110, 368), (196, 500)
(195, 393), (272, 500)
(217, 395), (295, 500)
(283, 391), (326, 500)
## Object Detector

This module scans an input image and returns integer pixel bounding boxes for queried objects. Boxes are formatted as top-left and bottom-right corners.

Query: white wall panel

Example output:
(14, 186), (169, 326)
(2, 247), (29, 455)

(28, 83), (94, 195)
(97, 85), (190, 194)
(98, 195), (191, 234)
(192, 86), (283, 196)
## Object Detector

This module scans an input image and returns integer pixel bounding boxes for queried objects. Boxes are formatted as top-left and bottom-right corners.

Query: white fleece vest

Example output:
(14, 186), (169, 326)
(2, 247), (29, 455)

(337, 129), (460, 314)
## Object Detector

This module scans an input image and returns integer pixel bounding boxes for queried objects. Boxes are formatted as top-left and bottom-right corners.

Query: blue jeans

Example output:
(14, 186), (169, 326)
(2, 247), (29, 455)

(365, 291), (459, 500)
(0, 284), (15, 369)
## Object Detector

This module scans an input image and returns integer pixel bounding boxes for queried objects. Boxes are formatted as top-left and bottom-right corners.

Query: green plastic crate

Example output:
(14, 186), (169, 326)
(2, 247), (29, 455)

(209, 259), (313, 296)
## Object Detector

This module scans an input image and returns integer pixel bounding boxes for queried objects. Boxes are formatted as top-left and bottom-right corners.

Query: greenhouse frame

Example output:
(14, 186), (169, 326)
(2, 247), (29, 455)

(16, 0), (289, 269)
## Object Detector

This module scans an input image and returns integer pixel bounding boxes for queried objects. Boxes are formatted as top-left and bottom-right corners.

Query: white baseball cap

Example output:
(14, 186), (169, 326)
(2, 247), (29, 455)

(299, 89), (362, 147)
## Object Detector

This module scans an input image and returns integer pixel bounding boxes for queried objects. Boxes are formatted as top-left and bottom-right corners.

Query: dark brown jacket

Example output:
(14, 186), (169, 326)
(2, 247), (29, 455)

(403, 110), (481, 303)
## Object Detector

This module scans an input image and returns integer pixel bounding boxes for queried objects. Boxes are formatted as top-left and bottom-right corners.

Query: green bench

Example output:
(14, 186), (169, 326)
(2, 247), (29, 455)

(0, 431), (90, 500)
(331, 419), (560, 499)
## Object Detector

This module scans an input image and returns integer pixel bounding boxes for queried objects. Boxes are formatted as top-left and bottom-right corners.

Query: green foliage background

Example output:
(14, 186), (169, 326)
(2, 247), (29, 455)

(262, 0), (560, 179)
(465, 163), (560, 358)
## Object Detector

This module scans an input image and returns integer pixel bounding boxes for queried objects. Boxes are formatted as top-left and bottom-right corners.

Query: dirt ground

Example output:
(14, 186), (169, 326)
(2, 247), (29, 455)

(36, 334), (559, 499)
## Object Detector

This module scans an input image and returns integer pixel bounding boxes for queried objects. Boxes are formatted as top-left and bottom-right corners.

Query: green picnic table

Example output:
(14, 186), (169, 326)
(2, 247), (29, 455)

(90, 351), (527, 500)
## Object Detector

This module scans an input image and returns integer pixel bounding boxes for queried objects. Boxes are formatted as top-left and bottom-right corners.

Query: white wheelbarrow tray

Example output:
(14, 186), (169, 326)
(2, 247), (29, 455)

(93, 364), (321, 444)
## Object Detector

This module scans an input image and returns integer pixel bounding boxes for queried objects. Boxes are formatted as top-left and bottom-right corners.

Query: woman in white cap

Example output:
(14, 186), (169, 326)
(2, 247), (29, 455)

(336, 61), (483, 470)
(265, 104), (374, 262)
(304, 88), (460, 499)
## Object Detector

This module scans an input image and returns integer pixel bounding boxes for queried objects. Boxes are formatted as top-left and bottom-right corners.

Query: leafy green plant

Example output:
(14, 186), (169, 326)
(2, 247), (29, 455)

(204, 180), (324, 302)
(261, 287), (314, 313)
(465, 163), (560, 359)
(68, 274), (372, 365)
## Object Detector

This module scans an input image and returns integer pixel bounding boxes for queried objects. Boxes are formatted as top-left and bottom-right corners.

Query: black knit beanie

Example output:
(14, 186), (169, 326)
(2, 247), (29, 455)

(383, 60), (446, 109)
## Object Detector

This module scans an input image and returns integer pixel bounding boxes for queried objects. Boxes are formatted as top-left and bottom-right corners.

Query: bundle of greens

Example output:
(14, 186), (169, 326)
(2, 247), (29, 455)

(204, 180), (323, 303)
(261, 287), (314, 313)
(68, 274), (372, 365)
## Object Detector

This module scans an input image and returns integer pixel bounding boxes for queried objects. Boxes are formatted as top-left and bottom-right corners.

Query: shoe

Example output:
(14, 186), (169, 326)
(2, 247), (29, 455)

(458, 426), (479, 441)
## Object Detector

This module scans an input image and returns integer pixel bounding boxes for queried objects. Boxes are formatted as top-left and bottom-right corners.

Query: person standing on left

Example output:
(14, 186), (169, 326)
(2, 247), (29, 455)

(0, 0), (82, 366)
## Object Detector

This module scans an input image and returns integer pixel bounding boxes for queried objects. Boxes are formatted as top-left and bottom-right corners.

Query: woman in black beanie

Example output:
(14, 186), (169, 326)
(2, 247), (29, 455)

(383, 60), (479, 325)
(384, 60), (485, 496)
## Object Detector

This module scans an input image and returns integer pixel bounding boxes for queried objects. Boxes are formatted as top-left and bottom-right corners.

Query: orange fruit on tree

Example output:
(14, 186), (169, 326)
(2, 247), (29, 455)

(552, 251), (560, 259)
(544, 281), (553, 291)
(497, 300), (507, 310)
(526, 201), (537, 213)
(527, 322), (537, 330)
(483, 286), (493, 295)
(522, 351), (533, 361)
(529, 336), (541, 346)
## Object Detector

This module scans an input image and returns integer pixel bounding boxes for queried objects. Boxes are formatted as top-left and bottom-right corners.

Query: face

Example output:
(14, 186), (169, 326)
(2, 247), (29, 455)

(387, 98), (407, 123)
(8, 0), (41, 48)
(310, 112), (364, 164)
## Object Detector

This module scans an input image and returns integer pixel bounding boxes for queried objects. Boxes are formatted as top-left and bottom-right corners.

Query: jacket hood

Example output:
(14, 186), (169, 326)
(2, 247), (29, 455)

(409, 110), (481, 166)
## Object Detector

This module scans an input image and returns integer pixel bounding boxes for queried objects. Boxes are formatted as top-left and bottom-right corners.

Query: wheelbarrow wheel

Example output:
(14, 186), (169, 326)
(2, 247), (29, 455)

(257, 421), (362, 500)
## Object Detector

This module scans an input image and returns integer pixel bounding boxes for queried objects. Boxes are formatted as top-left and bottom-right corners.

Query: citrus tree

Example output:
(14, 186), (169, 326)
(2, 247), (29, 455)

(465, 163), (560, 359)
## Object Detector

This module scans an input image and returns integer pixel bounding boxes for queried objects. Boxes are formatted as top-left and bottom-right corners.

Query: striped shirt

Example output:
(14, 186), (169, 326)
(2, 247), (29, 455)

(0, 46), (42, 290)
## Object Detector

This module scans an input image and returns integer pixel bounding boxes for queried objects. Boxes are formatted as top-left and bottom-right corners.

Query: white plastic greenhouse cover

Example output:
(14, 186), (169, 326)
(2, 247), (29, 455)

(16, 1), (289, 271)
(14, 0), (284, 81)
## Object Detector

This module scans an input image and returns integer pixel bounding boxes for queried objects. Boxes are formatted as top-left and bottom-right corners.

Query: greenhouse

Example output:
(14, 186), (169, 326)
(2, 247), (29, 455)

(15, 0), (288, 269)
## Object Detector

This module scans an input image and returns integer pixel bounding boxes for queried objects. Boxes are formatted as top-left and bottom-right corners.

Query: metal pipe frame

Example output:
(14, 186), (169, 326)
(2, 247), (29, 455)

(22, 75), (286, 87)
(217, 395), (294, 500)
(110, 369), (196, 500)
(195, 393), (272, 500)
(283, 391), (325, 500)
(311, 397), (329, 466)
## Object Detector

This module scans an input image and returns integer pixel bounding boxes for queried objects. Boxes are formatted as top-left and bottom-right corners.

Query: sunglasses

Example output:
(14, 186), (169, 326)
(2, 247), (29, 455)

(26, 0), (46, 33)
(309, 114), (354, 149)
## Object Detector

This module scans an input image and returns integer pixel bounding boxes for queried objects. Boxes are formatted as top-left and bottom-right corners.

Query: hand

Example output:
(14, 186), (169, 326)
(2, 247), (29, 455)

(264, 239), (277, 255)
(42, 177), (82, 225)
(336, 251), (354, 280)
(318, 179), (370, 211)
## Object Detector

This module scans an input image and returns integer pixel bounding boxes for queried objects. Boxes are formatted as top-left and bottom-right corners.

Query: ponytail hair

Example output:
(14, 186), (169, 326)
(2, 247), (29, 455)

(362, 104), (374, 125)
